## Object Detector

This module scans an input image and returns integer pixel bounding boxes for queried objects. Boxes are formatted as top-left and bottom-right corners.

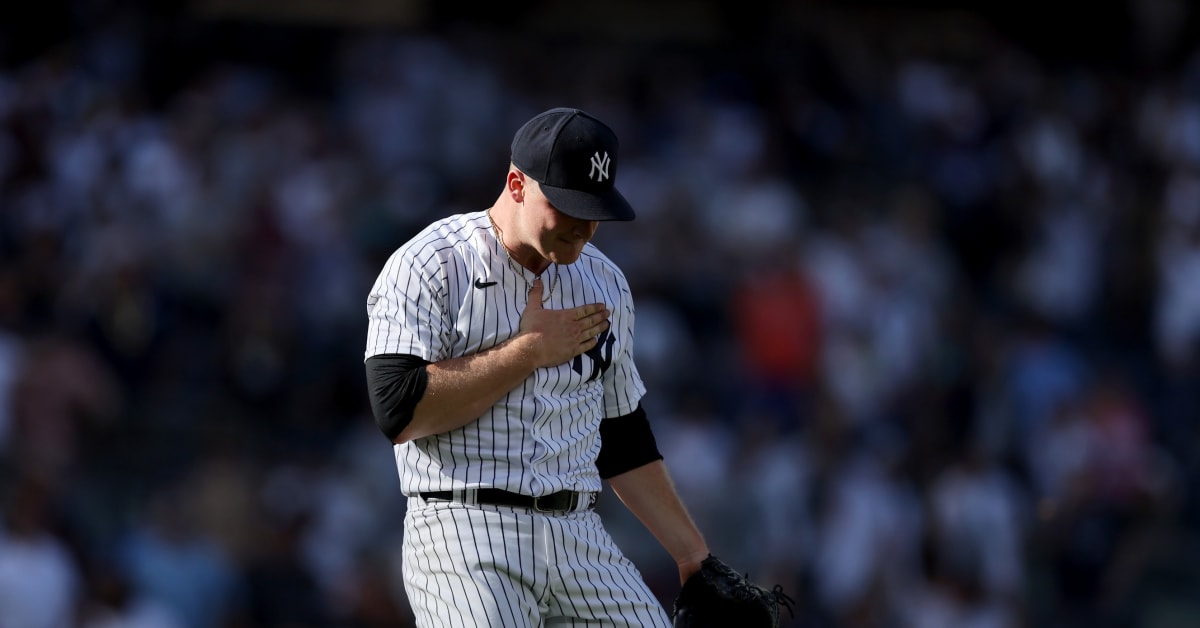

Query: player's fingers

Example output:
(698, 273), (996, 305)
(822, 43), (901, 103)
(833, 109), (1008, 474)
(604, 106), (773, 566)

(577, 335), (600, 352)
(573, 303), (607, 320)
(579, 319), (610, 343)
(578, 309), (610, 328)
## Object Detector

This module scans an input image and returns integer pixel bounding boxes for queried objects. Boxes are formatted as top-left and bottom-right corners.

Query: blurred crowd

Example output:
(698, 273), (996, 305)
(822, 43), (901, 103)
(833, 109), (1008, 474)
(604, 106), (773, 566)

(3, 2), (1200, 627)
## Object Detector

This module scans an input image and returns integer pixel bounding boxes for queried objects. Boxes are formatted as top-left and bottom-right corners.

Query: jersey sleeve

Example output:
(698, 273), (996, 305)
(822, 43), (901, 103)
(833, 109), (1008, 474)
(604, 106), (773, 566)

(601, 271), (646, 418)
(365, 245), (452, 362)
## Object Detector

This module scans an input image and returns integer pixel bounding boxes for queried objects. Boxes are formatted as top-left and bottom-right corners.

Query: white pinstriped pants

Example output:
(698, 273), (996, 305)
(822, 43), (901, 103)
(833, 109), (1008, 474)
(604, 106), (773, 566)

(402, 496), (672, 627)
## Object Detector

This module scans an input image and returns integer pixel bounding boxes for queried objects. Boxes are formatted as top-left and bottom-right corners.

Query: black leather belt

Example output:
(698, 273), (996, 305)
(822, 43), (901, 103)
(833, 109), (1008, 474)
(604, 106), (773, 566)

(419, 488), (596, 514)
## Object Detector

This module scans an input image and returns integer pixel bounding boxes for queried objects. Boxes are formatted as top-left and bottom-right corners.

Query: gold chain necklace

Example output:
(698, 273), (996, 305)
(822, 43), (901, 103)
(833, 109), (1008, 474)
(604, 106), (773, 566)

(487, 209), (559, 304)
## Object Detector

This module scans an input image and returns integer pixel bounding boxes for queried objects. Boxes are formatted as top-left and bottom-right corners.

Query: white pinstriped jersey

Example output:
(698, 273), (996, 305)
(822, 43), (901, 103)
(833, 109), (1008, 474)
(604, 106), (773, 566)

(365, 210), (645, 498)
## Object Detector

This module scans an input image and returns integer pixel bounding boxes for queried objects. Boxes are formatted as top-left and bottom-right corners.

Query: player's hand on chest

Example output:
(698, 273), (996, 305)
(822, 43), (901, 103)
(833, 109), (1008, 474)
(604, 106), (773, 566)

(518, 280), (612, 369)
(457, 275), (621, 386)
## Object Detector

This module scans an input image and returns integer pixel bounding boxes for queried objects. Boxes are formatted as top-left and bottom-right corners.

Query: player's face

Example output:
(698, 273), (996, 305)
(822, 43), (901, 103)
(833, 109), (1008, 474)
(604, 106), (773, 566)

(522, 182), (598, 266)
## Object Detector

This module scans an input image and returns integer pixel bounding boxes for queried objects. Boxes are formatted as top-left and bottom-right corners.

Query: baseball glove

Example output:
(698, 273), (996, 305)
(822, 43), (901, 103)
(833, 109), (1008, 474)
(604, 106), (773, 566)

(672, 554), (795, 627)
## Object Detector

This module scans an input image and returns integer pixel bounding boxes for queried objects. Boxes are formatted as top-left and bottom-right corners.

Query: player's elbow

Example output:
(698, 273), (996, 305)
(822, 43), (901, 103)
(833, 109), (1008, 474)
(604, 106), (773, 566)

(365, 354), (429, 443)
(375, 394), (456, 444)
(390, 419), (425, 444)
(369, 387), (420, 443)
(376, 407), (416, 444)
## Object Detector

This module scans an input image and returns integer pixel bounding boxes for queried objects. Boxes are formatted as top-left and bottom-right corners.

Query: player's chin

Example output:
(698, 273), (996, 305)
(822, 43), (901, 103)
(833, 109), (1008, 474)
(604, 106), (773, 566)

(549, 243), (586, 265)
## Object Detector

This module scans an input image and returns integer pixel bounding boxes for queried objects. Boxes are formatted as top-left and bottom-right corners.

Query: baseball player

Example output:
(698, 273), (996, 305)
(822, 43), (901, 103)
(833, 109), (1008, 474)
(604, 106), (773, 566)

(364, 107), (710, 626)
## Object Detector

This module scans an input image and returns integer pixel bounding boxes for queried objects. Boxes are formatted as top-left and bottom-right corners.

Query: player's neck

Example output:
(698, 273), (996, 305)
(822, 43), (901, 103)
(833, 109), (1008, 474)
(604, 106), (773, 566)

(488, 206), (552, 275)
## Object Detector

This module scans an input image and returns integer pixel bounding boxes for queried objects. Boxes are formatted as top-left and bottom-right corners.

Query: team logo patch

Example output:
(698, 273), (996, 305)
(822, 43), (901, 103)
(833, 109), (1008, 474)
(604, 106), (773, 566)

(571, 328), (616, 382)
(589, 151), (610, 182)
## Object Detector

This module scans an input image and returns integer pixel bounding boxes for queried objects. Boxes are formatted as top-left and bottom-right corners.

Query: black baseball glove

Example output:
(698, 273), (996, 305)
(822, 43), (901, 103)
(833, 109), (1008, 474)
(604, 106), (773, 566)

(672, 554), (795, 627)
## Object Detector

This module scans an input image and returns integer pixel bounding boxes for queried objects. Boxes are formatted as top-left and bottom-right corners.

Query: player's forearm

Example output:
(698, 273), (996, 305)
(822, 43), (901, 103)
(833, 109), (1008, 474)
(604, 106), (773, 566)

(396, 335), (540, 443)
(607, 460), (709, 581)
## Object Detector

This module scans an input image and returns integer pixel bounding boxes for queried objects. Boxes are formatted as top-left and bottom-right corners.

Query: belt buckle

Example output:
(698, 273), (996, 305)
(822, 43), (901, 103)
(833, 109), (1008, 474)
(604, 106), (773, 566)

(533, 491), (573, 514)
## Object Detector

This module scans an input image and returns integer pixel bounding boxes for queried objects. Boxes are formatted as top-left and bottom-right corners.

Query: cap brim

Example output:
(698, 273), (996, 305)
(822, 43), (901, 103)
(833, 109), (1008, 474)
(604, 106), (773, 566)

(540, 184), (636, 222)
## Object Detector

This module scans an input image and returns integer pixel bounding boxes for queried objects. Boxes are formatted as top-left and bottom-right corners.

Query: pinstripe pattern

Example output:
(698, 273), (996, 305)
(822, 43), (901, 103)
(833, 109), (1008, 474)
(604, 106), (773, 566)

(403, 498), (670, 627)
(367, 210), (665, 626)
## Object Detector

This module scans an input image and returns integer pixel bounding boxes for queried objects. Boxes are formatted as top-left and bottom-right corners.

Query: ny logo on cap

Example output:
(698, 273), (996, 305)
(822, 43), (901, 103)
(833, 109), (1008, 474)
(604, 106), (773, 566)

(589, 151), (611, 182)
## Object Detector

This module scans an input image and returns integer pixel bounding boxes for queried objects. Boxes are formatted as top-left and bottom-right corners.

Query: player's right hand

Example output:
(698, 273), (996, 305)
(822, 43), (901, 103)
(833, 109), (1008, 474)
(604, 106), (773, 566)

(519, 279), (610, 368)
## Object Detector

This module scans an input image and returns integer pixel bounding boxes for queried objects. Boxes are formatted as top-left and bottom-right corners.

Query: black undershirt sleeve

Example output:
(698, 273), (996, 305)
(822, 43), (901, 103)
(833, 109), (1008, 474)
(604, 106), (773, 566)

(365, 354), (431, 441)
(596, 404), (663, 480)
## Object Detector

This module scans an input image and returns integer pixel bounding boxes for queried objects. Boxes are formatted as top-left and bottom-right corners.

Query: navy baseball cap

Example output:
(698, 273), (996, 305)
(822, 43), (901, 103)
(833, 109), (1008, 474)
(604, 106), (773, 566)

(510, 107), (636, 221)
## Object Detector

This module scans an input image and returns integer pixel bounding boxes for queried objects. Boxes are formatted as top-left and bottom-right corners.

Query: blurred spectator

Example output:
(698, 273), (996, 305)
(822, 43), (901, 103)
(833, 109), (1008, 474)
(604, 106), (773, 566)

(78, 560), (186, 628)
(9, 334), (123, 481)
(734, 426), (814, 593)
(1010, 193), (1106, 328)
(927, 444), (1028, 601)
(1003, 316), (1089, 440)
(0, 474), (82, 628)
(236, 511), (333, 627)
(810, 417), (924, 626)
(118, 486), (240, 628)
(897, 531), (1020, 628)
(730, 242), (822, 429)
(1154, 181), (1200, 369)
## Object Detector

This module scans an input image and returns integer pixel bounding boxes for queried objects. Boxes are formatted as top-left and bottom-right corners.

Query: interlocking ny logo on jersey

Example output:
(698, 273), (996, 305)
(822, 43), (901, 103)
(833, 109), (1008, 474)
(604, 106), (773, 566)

(572, 328), (616, 382)
(589, 151), (611, 182)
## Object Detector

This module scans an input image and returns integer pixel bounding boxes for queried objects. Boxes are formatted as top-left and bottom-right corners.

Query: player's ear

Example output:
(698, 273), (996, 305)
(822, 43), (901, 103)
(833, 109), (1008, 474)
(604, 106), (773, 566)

(506, 170), (525, 203)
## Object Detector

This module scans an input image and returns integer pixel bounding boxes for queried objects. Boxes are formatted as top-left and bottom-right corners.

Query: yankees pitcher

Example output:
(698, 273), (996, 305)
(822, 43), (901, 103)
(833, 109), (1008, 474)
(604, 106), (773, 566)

(365, 108), (710, 626)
